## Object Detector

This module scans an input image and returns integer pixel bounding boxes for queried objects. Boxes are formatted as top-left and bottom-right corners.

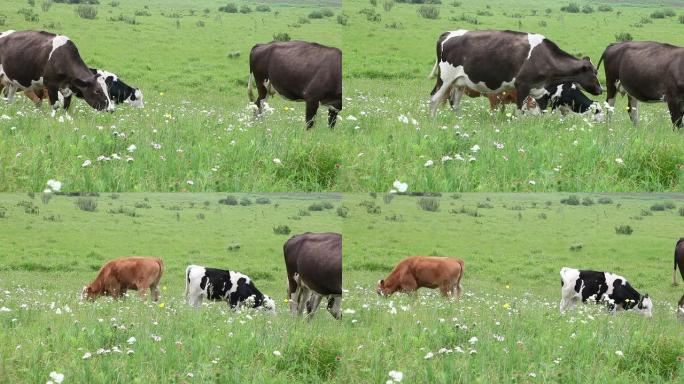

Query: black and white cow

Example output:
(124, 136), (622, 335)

(185, 265), (275, 312)
(599, 41), (684, 128)
(248, 40), (342, 129)
(559, 267), (652, 317)
(284, 232), (342, 320)
(0, 30), (112, 115)
(536, 83), (604, 120)
(429, 29), (602, 117)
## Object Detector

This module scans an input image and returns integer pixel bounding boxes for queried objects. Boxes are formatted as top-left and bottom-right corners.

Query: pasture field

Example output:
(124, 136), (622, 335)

(1, 192), (684, 382)
(0, 0), (684, 192)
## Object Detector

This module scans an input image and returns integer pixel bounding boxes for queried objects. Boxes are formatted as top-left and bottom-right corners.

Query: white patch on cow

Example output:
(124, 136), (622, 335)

(440, 29), (469, 52)
(96, 69), (118, 82)
(0, 30), (15, 39)
(128, 89), (144, 108)
(48, 35), (70, 61)
(570, 83), (577, 90)
(551, 85), (563, 100)
(96, 75), (115, 111)
(185, 265), (207, 307)
(526, 33), (545, 59)
(529, 87), (550, 99)
(226, 271), (251, 299)
(601, 272), (626, 300)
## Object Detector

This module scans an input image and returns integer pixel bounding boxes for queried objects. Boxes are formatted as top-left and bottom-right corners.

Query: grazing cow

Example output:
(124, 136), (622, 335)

(283, 232), (342, 320)
(536, 83), (604, 119)
(185, 265), (275, 312)
(377, 256), (465, 298)
(248, 40), (342, 129)
(429, 29), (601, 117)
(559, 267), (652, 317)
(0, 68), (143, 109)
(599, 41), (684, 127)
(0, 30), (112, 115)
(82, 257), (163, 301)
(674, 238), (684, 286)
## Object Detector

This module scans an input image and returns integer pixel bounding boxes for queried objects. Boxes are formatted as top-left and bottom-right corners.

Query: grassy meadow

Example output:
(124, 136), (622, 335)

(1, 0), (684, 191)
(1, 192), (684, 382)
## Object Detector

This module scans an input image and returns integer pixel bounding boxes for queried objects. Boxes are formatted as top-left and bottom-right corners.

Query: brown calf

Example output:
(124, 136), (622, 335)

(377, 256), (464, 298)
(82, 256), (164, 301)
(453, 87), (537, 112)
(0, 79), (47, 105)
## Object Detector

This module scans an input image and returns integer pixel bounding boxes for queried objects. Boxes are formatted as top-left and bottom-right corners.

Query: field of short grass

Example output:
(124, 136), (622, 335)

(1, 192), (684, 382)
(2, 0), (684, 191)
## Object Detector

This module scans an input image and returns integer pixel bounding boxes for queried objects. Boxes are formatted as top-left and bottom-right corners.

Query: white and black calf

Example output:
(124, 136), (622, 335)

(560, 267), (652, 317)
(537, 83), (604, 120)
(92, 69), (143, 108)
(429, 29), (602, 117)
(185, 265), (275, 312)
(600, 41), (684, 128)
(0, 30), (112, 115)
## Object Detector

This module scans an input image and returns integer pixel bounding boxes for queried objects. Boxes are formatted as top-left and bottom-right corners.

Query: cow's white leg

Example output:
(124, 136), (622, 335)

(327, 295), (342, 319)
(429, 80), (455, 117)
(449, 88), (464, 113)
(5, 84), (16, 103)
(289, 292), (298, 315)
(607, 98), (615, 108)
(295, 283), (313, 316)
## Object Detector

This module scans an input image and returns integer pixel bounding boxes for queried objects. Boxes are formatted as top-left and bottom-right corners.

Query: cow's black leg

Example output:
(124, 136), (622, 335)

(627, 96), (638, 124)
(253, 78), (268, 117)
(327, 100), (341, 128)
(666, 97), (683, 129)
(605, 76), (618, 108)
(305, 100), (319, 129)
(62, 94), (73, 111)
(515, 86), (531, 112)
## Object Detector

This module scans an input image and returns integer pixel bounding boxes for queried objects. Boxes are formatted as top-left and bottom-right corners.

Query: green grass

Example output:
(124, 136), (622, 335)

(1, 193), (684, 382)
(2, 0), (684, 191)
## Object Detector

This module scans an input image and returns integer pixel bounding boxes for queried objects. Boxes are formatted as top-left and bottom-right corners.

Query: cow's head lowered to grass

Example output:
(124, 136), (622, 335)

(71, 74), (113, 111)
(573, 57), (602, 96)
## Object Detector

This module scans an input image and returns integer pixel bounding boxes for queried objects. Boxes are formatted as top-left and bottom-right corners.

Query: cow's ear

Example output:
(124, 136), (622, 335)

(643, 293), (649, 299)
(582, 56), (591, 62)
(380, 279), (385, 287)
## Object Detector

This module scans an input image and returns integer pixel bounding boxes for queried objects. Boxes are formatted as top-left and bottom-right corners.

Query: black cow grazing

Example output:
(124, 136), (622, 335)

(429, 29), (602, 117)
(284, 232), (342, 320)
(536, 83), (604, 120)
(248, 40), (342, 129)
(559, 267), (652, 317)
(674, 238), (684, 286)
(185, 265), (275, 312)
(600, 41), (684, 127)
(0, 30), (112, 115)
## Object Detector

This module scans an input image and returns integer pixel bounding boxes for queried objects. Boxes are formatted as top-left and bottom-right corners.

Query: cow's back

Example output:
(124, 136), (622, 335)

(406, 256), (463, 284)
(0, 30), (54, 86)
(108, 256), (163, 284)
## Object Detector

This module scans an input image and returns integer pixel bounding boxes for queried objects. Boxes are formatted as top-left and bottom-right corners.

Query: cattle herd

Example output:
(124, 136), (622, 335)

(77, 233), (684, 320)
(2, 27), (684, 127)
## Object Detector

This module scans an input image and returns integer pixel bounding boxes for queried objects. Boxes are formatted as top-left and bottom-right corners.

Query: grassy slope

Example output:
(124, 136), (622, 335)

(1, 193), (684, 382)
(1, 0), (684, 191)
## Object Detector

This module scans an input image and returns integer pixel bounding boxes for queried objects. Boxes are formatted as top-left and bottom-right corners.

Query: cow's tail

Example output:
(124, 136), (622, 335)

(428, 60), (439, 79)
(185, 265), (192, 300)
(596, 51), (606, 71)
(675, 248), (679, 285)
(156, 258), (164, 283)
(247, 72), (256, 102)
(456, 259), (465, 293)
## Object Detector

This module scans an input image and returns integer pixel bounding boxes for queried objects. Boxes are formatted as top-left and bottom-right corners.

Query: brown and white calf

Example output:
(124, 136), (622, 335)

(82, 257), (164, 301)
(377, 256), (465, 298)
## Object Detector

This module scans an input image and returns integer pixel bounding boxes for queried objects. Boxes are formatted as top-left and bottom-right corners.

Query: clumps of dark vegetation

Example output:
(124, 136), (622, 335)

(679, 207), (684, 216)
(581, 197), (594, 206)
(477, 202), (493, 209)
(383, 194), (394, 204)
(75, 197), (97, 212)
(560, 2), (579, 13)
(298, 209), (310, 217)
(255, 197), (271, 205)
(0, 206), (6, 219)
(108, 13), (137, 24)
(17, 200), (39, 215)
(581, 5), (593, 14)
(43, 214), (61, 222)
(395, 0), (441, 3)
(41, 0), (53, 12)
(615, 32), (632, 42)
(308, 9), (334, 19)
(451, 194), (462, 199)
(336, 206), (349, 218)
(450, 13), (478, 24)
(0, 14), (7, 26)
(196, 212), (205, 220)
(218, 195), (238, 205)
(348, 262), (392, 272)
(75, 4), (98, 19)
(227, 243), (241, 251)
(359, 7), (381, 21)
(107, 206), (138, 217)
(640, 209), (653, 217)
(383, 0), (394, 11)
(239, 197), (252, 206)
(650, 203), (666, 211)
(109, 193), (120, 199)
(273, 225), (291, 235)
(227, 51), (240, 59)
(53, 0), (98, 3)
(615, 224), (633, 235)
(18, 7), (40, 21)
(239, 5), (251, 13)
(569, 243), (583, 252)
(450, 206), (481, 217)
(255, 4), (270, 12)
(385, 21), (404, 29)
(418, 5), (439, 19)
(108, 0), (119, 6)
(476, 9), (493, 16)
(336, 13), (348, 25)
(598, 197), (614, 204)
(359, 200), (381, 214)
(218, 3), (237, 13)
(451, 1), (461, 6)
(598, 5), (612, 12)
(134, 8), (151, 16)
(385, 214), (403, 222)
(273, 32), (291, 42)
(308, 202), (325, 211)
(560, 195), (580, 206)
(134, 200), (151, 209)
(538, 212), (547, 220)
